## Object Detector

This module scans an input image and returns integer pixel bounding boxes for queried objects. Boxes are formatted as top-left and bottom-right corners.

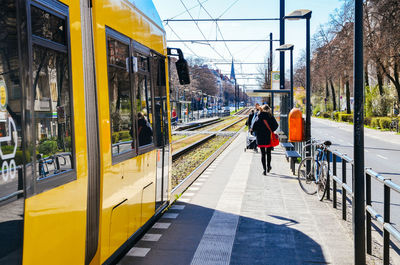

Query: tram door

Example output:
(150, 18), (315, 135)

(0, 1), (25, 263)
(153, 56), (169, 210)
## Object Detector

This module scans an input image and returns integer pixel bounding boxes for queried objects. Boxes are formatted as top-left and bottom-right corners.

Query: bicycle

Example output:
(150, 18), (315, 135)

(297, 139), (332, 201)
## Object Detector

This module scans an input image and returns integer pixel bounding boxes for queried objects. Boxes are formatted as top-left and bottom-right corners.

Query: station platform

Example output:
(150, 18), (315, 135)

(118, 132), (354, 265)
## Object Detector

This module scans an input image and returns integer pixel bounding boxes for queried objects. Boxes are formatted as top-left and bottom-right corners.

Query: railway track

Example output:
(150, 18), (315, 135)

(170, 116), (246, 198)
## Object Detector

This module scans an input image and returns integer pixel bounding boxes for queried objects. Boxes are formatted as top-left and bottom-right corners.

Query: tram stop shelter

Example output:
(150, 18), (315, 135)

(245, 89), (292, 136)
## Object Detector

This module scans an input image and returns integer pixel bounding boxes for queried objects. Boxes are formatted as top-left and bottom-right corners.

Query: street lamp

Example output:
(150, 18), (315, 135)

(285, 9), (312, 149)
(276, 44), (294, 109)
(285, 9), (312, 175)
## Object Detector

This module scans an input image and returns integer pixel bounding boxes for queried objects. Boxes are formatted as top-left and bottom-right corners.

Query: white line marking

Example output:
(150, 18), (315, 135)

(365, 149), (369, 153)
(171, 205), (185, 210)
(126, 247), (150, 257)
(377, 155), (388, 160)
(188, 187), (200, 191)
(152, 222), (171, 229)
(183, 192), (195, 197)
(178, 198), (191, 203)
(162, 213), (179, 219)
(347, 142), (352, 146)
(142, 233), (162, 242)
(192, 182), (204, 186)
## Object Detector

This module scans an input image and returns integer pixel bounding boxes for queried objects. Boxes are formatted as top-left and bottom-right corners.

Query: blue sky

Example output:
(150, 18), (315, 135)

(153, 0), (344, 86)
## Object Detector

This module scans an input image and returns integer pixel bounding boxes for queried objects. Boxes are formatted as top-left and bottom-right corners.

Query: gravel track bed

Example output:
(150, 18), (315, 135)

(172, 134), (208, 151)
(171, 136), (229, 188)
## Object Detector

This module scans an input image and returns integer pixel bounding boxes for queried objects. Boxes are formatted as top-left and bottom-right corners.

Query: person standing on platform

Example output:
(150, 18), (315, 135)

(246, 109), (254, 129)
(253, 104), (278, 175)
(249, 103), (260, 133)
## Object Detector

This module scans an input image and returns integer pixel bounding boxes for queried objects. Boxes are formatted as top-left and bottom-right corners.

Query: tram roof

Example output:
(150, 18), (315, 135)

(129, 0), (164, 30)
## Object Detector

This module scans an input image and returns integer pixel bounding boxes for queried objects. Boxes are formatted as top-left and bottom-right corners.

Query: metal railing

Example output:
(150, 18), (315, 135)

(322, 148), (400, 265)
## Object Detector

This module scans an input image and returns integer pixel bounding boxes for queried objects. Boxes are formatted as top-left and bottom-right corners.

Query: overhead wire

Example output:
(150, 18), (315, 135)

(218, 0), (241, 19)
(196, 0), (234, 59)
(178, 0), (229, 62)
(166, 23), (202, 58)
(167, 0), (210, 20)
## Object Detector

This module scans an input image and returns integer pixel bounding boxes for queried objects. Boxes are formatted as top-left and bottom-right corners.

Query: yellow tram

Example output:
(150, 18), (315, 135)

(0, 0), (188, 264)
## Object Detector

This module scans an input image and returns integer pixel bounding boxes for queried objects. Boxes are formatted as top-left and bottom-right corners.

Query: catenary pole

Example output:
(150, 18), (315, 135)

(353, 0), (366, 263)
(279, 0), (285, 90)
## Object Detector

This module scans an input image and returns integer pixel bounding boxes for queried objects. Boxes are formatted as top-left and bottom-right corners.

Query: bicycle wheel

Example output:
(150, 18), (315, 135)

(316, 162), (329, 201)
(297, 157), (317, 195)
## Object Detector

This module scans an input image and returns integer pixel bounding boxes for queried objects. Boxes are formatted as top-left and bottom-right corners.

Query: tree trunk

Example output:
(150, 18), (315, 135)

(329, 79), (337, 111)
(380, 60), (400, 106)
(376, 62), (384, 95)
(365, 62), (370, 88)
(346, 80), (351, 114)
(325, 78), (329, 111)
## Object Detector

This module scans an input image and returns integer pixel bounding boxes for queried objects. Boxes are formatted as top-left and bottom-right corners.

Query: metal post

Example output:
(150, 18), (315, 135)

(305, 17), (312, 174)
(326, 150), (330, 200)
(235, 79), (238, 112)
(353, 0), (366, 263)
(333, 154), (337, 208)
(366, 172), (372, 255)
(305, 17), (311, 145)
(279, 0), (285, 90)
(270, 32), (273, 88)
(290, 48), (294, 109)
(383, 184), (390, 265)
(342, 160), (347, 221)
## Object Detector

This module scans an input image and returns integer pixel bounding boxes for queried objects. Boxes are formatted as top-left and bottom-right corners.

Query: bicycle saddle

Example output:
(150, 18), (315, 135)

(324, 140), (332, 146)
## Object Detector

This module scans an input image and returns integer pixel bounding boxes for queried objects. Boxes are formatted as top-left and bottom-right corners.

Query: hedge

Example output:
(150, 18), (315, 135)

(379, 117), (392, 129)
(321, 112), (331, 118)
(339, 113), (353, 123)
(38, 140), (58, 156)
(118, 130), (131, 141)
(371, 118), (381, 128)
(364, 117), (372, 126)
(112, 132), (119, 144)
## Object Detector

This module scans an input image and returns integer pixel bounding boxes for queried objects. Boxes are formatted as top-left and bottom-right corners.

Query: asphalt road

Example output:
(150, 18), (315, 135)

(311, 117), (400, 229)
(312, 118), (400, 178)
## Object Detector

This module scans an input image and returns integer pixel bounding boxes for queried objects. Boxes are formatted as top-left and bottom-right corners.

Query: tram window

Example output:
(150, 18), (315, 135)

(33, 45), (73, 180)
(107, 37), (134, 156)
(136, 71), (153, 147)
(31, 5), (66, 45)
(151, 55), (167, 147)
(30, 2), (75, 185)
(0, 1), (24, 262)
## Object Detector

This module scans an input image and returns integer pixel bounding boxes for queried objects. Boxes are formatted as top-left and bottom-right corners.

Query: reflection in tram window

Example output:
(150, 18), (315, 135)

(152, 54), (167, 147)
(107, 37), (134, 156)
(136, 66), (154, 147)
(32, 45), (73, 179)
(0, 1), (24, 263)
(31, 5), (66, 45)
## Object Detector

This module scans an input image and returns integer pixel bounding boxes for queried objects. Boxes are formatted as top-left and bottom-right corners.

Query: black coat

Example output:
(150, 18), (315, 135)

(253, 112), (278, 146)
(138, 118), (153, 146)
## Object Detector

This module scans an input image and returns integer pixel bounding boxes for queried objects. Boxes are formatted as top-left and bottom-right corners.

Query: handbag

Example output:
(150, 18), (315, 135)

(263, 119), (279, 147)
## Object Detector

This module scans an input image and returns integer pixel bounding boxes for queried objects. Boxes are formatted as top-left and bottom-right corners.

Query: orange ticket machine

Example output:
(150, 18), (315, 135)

(289, 108), (304, 142)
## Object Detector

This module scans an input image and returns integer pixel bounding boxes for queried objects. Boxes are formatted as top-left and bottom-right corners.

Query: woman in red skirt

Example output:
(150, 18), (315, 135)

(252, 104), (279, 175)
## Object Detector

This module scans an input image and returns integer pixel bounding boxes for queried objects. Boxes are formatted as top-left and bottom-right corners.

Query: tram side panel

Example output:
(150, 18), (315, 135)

(91, 0), (167, 262)
(22, 0), (89, 264)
